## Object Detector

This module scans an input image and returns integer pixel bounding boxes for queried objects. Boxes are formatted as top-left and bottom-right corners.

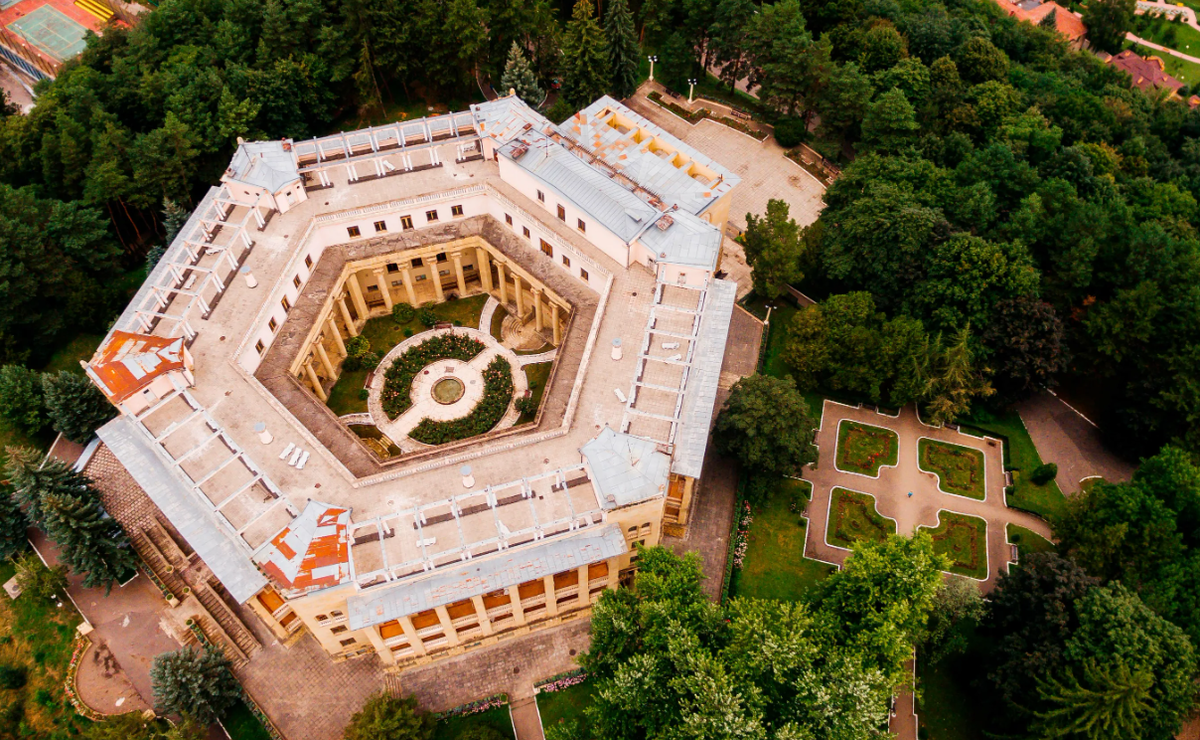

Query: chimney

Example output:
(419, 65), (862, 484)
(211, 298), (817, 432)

(240, 264), (258, 289)
(611, 337), (623, 361)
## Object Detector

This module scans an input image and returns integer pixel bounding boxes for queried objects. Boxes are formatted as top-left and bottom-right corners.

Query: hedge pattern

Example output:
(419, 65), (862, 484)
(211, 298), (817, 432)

(409, 356), (514, 445)
(380, 333), (485, 419)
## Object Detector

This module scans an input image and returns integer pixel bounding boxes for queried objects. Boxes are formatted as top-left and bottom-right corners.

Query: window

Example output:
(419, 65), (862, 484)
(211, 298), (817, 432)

(315, 614), (327, 622)
(522, 226), (531, 239)
(374, 220), (387, 232)
(415, 274), (428, 281)
(540, 239), (553, 257)
(366, 285), (378, 292)
(339, 638), (357, 647)
(537, 190), (545, 203)
(557, 204), (566, 221)
(386, 263), (398, 273)
(391, 280), (402, 287)
(331, 610), (343, 617)
(331, 625), (348, 634)
(505, 213), (513, 226)
(412, 257), (424, 267)
(304, 255), (313, 270)
(400, 215), (414, 230)
(580, 268), (589, 282)
(268, 317), (278, 332)
(281, 295), (291, 312)
(436, 252), (447, 262)
(293, 275), (302, 289)
(425, 210), (439, 222)
(439, 269), (450, 276)
(255, 340), (265, 354)
(562, 255), (571, 268)
(451, 205), (464, 217)
(347, 226), (361, 238)
(577, 219), (586, 233)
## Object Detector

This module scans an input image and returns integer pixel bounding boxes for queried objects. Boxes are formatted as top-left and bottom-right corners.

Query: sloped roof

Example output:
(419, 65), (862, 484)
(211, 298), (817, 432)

(256, 501), (351, 592)
(471, 96), (554, 143)
(581, 426), (670, 509)
(89, 331), (187, 403)
(672, 279), (738, 478)
(226, 140), (300, 192)
(640, 210), (724, 270)
(1110, 50), (1185, 93)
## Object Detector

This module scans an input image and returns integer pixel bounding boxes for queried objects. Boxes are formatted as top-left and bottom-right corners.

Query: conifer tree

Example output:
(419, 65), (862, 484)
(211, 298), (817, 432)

(604, 0), (640, 100)
(5, 445), (74, 528)
(561, 0), (609, 109)
(0, 365), (46, 434)
(41, 488), (138, 592)
(151, 647), (241, 725)
(0, 485), (27, 561)
(42, 371), (116, 444)
(500, 42), (544, 106)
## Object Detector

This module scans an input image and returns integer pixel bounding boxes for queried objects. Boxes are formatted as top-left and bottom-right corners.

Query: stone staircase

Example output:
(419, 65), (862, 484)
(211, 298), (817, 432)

(194, 583), (261, 667)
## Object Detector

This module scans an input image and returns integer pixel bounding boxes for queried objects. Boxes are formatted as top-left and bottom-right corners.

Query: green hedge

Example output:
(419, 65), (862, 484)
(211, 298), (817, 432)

(381, 333), (485, 419)
(410, 356), (514, 444)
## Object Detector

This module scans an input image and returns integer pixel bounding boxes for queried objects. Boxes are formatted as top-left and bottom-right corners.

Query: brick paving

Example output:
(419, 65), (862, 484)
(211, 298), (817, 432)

(1016, 390), (1134, 494)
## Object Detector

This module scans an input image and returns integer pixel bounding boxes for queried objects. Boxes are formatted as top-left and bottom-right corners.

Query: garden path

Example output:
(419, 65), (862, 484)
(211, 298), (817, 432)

(478, 296), (499, 334)
(801, 402), (1053, 594)
(1016, 390), (1134, 494)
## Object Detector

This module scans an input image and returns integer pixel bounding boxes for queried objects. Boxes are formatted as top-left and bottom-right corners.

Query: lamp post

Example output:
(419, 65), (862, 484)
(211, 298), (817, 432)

(648, 55), (658, 82)
(687, 78), (697, 103)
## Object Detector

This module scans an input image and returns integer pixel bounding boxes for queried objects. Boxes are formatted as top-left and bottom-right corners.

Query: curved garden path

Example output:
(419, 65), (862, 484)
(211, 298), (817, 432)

(801, 401), (1053, 594)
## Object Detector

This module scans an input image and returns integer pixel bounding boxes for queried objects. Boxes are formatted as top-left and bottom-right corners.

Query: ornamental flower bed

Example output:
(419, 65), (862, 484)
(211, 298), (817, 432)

(381, 333), (486, 419)
(732, 500), (753, 569)
(536, 669), (588, 693)
(64, 635), (105, 721)
(409, 356), (514, 444)
(437, 693), (509, 718)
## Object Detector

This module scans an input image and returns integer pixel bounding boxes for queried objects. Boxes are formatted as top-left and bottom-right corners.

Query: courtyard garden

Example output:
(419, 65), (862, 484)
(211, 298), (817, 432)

(730, 477), (836, 601)
(957, 407), (1066, 521)
(380, 333), (487, 419)
(432, 704), (515, 740)
(1006, 523), (1055, 561)
(835, 421), (898, 476)
(517, 362), (552, 425)
(921, 512), (989, 580)
(918, 439), (986, 500)
(827, 488), (895, 549)
(409, 356), (515, 445)
(536, 677), (595, 738)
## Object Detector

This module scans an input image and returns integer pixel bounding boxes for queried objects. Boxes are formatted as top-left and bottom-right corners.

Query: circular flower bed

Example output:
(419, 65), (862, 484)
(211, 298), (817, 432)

(410, 356), (515, 445)
(381, 333), (485, 419)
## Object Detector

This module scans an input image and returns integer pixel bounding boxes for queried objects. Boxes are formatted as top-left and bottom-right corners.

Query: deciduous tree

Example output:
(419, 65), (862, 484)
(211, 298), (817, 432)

(713, 374), (817, 479)
(1083, 0), (1136, 53)
(742, 199), (805, 299)
(344, 693), (434, 740)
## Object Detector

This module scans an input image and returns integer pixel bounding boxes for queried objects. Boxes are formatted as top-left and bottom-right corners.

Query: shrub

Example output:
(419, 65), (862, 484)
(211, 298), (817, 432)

(392, 303), (416, 324)
(33, 688), (53, 708)
(0, 666), (26, 690)
(342, 355), (363, 372)
(773, 117), (808, 148)
(345, 336), (370, 358)
(381, 334), (487, 418)
(404, 328), (414, 338)
(410, 356), (515, 444)
(419, 308), (439, 327)
(357, 388), (370, 401)
(1030, 463), (1058, 485)
(515, 395), (539, 416)
(359, 351), (381, 371)
(456, 726), (508, 740)
(150, 646), (240, 725)
(14, 553), (67, 603)
(345, 693), (433, 740)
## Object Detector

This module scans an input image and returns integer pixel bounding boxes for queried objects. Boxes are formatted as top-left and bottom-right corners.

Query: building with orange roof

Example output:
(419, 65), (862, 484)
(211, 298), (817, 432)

(84, 331), (193, 406)
(1108, 49), (1187, 96)
(993, 0), (1088, 47)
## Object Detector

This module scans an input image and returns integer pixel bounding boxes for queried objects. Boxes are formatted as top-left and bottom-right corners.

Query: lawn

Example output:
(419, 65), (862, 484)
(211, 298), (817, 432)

(222, 698), (273, 740)
(917, 626), (994, 740)
(40, 332), (105, 376)
(921, 512), (988, 580)
(537, 681), (595, 737)
(0, 558), (92, 738)
(835, 421), (898, 476)
(956, 406), (1066, 522)
(731, 477), (836, 600)
(739, 294), (798, 382)
(518, 362), (553, 425)
(919, 439), (986, 500)
(433, 706), (515, 740)
(1006, 523), (1055, 561)
(827, 488), (895, 549)
(325, 295), (490, 416)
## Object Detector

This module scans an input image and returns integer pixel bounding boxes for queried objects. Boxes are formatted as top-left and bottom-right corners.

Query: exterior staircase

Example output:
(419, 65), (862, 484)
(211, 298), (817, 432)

(194, 583), (261, 666)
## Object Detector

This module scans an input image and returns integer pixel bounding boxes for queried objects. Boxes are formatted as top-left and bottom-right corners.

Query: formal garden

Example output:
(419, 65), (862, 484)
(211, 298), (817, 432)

(920, 512), (988, 580)
(536, 674), (594, 739)
(1006, 524), (1055, 561)
(826, 488), (896, 549)
(431, 703), (515, 740)
(835, 421), (898, 476)
(730, 477), (836, 601)
(918, 439), (986, 500)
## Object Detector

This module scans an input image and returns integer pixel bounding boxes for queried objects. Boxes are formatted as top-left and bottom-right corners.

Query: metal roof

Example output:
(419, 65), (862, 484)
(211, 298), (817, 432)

(88, 331), (187, 403)
(580, 426), (671, 509)
(640, 209), (724, 270)
(346, 524), (626, 629)
(256, 501), (352, 592)
(96, 417), (268, 603)
(227, 141), (300, 192)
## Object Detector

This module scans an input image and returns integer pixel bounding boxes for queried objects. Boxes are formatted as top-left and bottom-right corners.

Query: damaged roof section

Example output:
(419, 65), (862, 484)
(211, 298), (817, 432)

(257, 501), (352, 594)
(88, 331), (189, 403)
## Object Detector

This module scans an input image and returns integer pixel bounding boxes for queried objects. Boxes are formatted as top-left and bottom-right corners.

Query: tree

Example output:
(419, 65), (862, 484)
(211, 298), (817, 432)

(499, 43), (543, 106)
(344, 693), (434, 740)
(1039, 6), (1058, 29)
(709, 0), (756, 93)
(1083, 0), (1136, 53)
(980, 296), (1068, 402)
(151, 647), (241, 725)
(85, 712), (202, 740)
(814, 62), (874, 144)
(42, 371), (116, 443)
(0, 88), (16, 119)
(922, 576), (985, 662)
(1032, 659), (1152, 740)
(561, 0), (608, 109)
(713, 374), (817, 480)
(0, 365), (46, 434)
(860, 88), (920, 152)
(0, 485), (28, 561)
(955, 37), (1009, 84)
(746, 0), (831, 120)
(7, 445), (69, 528)
(603, 0), (639, 100)
(41, 482), (139, 592)
(922, 326), (994, 425)
(859, 24), (907, 73)
(13, 552), (68, 603)
(742, 199), (805, 299)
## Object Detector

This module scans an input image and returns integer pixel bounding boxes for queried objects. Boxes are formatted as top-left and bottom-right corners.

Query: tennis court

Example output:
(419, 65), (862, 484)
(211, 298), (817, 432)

(6, 4), (87, 62)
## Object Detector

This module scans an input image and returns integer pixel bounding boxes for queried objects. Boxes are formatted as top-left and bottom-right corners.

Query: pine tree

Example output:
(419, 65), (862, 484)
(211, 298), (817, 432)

(0, 365), (46, 434)
(162, 197), (190, 244)
(1039, 6), (1058, 29)
(561, 0), (609, 109)
(500, 42), (544, 106)
(41, 489), (138, 592)
(42, 371), (116, 444)
(604, 0), (640, 99)
(5, 445), (84, 528)
(150, 646), (241, 725)
(0, 485), (28, 561)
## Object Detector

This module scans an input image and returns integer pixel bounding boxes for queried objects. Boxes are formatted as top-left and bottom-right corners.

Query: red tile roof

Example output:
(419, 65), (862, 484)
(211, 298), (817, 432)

(1109, 50), (1185, 94)
(88, 331), (188, 403)
(992, 0), (1087, 41)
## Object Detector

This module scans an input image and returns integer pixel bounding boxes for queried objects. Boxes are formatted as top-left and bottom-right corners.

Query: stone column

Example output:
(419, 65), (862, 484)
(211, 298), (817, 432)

(346, 272), (369, 318)
(606, 556), (620, 590)
(400, 267), (419, 306)
(508, 585), (527, 626)
(435, 605), (460, 646)
(399, 616), (428, 657)
(471, 595), (494, 636)
(373, 268), (393, 311)
(543, 574), (559, 617)
(326, 316), (346, 356)
(314, 340), (335, 378)
(431, 263), (445, 302)
(452, 253), (466, 295)
(532, 288), (544, 332)
(551, 303), (561, 346)
(476, 247), (493, 293)
(577, 565), (590, 606)
(497, 263), (508, 305)
(514, 274), (525, 317)
(304, 361), (327, 402)
(338, 296), (359, 337)
(364, 626), (396, 666)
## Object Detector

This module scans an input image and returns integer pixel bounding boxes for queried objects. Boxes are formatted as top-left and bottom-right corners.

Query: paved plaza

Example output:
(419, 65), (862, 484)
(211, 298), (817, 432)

(802, 402), (1053, 592)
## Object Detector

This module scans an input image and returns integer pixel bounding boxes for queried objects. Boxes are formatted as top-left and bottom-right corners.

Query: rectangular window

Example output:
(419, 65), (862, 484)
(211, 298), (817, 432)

(391, 280), (402, 287)
(281, 295), (291, 312)
(562, 255), (571, 268)
(255, 340), (265, 354)
(426, 210), (439, 222)
(439, 269), (450, 276)
(386, 263), (399, 273)
(505, 213), (513, 226)
(292, 275), (302, 289)
(304, 255), (313, 269)
(557, 204), (566, 221)
(537, 190), (545, 203)
(412, 258), (423, 268)
(366, 285), (378, 292)
(374, 220), (387, 232)
(415, 274), (427, 281)
(268, 317), (278, 332)
(522, 226), (531, 239)
(580, 268), (589, 282)
(436, 252), (447, 262)
(339, 638), (357, 647)
(400, 215), (414, 230)
(451, 205), (464, 217)
(577, 219), (586, 233)
(347, 226), (360, 238)
(540, 239), (553, 257)
(331, 625), (348, 634)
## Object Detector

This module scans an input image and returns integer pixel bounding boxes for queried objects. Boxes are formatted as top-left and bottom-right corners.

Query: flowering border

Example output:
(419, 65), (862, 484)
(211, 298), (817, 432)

(731, 500), (753, 570)
(436, 693), (509, 719)
(534, 668), (588, 694)
(64, 634), (106, 721)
